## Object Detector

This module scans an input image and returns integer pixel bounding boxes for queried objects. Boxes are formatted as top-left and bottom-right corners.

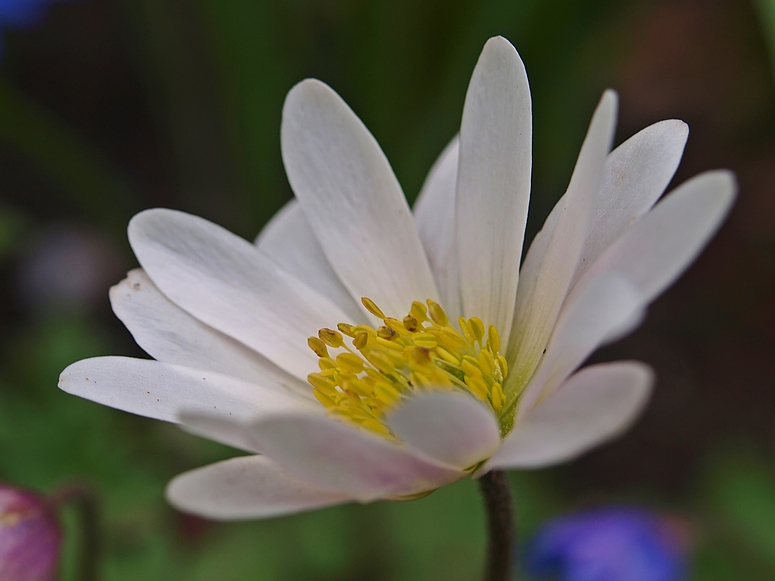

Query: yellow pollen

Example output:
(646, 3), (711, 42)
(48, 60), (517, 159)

(306, 298), (509, 437)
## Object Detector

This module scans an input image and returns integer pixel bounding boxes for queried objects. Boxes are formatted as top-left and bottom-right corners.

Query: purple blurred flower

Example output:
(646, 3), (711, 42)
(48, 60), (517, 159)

(524, 507), (690, 581)
(0, 484), (61, 581)
(16, 223), (122, 315)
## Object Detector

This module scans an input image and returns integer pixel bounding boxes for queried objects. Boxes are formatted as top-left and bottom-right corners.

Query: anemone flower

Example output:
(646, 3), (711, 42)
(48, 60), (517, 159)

(59, 36), (734, 521)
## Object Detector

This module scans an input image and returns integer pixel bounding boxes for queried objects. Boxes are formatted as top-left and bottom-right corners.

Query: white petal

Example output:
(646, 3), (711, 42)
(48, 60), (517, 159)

(58, 357), (316, 448)
(487, 361), (653, 469)
(281, 79), (438, 319)
(455, 37), (531, 344)
(413, 137), (461, 318)
(255, 200), (364, 323)
(518, 120), (688, 310)
(508, 91), (618, 384)
(110, 269), (309, 396)
(515, 275), (643, 418)
(573, 119), (689, 285)
(576, 170), (736, 307)
(248, 413), (463, 501)
(128, 208), (351, 381)
(387, 391), (501, 469)
(177, 412), (258, 453)
(166, 456), (351, 520)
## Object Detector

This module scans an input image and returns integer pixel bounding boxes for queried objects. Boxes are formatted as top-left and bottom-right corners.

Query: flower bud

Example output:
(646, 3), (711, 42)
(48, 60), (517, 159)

(0, 484), (61, 581)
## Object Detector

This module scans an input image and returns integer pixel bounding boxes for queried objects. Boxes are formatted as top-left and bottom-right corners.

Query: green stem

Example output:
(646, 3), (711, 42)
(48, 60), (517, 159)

(52, 483), (101, 581)
(479, 470), (516, 581)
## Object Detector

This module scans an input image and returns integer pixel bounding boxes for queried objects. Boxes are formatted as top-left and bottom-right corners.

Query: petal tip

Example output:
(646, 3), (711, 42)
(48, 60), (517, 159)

(283, 78), (337, 115)
(479, 35), (525, 70)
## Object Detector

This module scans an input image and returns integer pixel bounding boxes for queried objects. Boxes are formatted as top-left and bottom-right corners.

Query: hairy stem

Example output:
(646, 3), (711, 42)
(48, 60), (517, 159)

(479, 470), (515, 581)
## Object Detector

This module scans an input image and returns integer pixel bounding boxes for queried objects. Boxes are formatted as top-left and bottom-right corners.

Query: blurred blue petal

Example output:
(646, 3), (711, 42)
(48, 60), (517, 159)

(0, 0), (73, 58)
(524, 507), (689, 581)
(0, 0), (51, 28)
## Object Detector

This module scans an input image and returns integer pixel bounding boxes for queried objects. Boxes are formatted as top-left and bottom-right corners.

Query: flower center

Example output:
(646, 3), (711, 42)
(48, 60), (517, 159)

(306, 297), (508, 437)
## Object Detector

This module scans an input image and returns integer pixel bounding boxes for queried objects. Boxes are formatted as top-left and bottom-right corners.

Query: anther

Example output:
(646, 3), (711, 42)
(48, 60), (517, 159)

(487, 325), (501, 353)
(308, 297), (510, 438)
(337, 323), (356, 337)
(411, 333), (438, 349)
(364, 351), (395, 374)
(410, 301), (428, 321)
(312, 389), (337, 407)
(478, 350), (495, 376)
(319, 328), (344, 348)
(465, 375), (489, 400)
(461, 357), (482, 378)
(353, 332), (369, 350)
(307, 373), (336, 393)
(458, 317), (474, 342)
(427, 299), (449, 325)
(468, 317), (485, 342)
(375, 337), (404, 351)
(384, 317), (407, 335)
(497, 356), (508, 377)
(361, 297), (386, 319)
(436, 346), (461, 365)
(377, 326), (398, 340)
(308, 337), (328, 358)
(337, 353), (365, 373)
(318, 357), (337, 371)
(437, 327), (466, 350)
(341, 378), (371, 397)
(407, 346), (431, 365)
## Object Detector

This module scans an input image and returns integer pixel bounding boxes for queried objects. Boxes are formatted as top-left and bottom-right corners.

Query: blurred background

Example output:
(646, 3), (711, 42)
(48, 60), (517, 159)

(0, 0), (774, 579)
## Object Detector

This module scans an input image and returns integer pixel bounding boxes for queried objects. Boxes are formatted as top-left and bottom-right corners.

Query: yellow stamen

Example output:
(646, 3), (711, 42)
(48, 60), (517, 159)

(319, 328), (344, 348)
(307, 337), (328, 358)
(306, 297), (510, 437)
(361, 297), (386, 319)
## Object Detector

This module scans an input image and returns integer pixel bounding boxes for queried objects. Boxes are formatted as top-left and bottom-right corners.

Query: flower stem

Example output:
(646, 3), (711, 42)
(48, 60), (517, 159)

(478, 470), (515, 581)
(51, 483), (101, 581)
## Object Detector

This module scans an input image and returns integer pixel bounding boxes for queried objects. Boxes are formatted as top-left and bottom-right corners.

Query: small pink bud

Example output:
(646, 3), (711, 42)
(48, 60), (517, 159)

(0, 484), (61, 581)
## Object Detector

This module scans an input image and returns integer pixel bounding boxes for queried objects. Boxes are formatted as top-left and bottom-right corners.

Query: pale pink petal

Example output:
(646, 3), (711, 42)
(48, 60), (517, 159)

(387, 391), (501, 469)
(487, 361), (653, 469)
(166, 456), (351, 520)
(247, 413), (463, 501)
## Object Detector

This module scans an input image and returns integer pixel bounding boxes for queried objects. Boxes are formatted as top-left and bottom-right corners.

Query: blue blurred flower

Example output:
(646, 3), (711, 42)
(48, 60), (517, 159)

(524, 507), (690, 581)
(0, 0), (69, 56)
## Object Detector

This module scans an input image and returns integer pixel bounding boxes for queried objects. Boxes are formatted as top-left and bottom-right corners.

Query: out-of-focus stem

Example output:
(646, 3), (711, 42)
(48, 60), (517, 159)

(51, 483), (100, 581)
(478, 470), (515, 581)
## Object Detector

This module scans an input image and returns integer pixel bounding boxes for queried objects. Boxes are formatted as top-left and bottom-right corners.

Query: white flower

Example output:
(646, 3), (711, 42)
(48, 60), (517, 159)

(59, 36), (735, 520)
